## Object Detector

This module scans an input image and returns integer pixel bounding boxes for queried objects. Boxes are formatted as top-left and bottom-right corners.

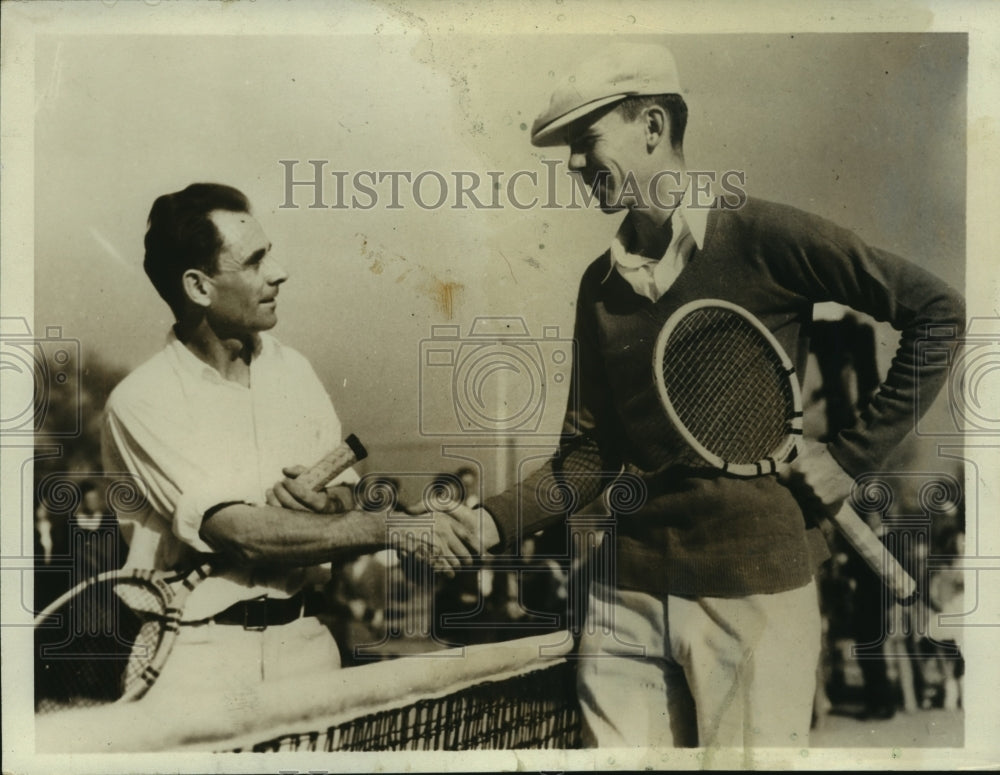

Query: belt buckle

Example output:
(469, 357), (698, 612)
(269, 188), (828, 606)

(243, 595), (269, 631)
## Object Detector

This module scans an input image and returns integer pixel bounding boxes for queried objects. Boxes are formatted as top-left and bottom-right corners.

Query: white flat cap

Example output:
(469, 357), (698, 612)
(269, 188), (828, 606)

(530, 42), (682, 147)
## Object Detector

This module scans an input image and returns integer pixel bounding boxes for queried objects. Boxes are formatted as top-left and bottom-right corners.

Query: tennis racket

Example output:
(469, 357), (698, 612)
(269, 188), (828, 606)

(297, 433), (368, 491)
(34, 434), (367, 714)
(652, 299), (917, 603)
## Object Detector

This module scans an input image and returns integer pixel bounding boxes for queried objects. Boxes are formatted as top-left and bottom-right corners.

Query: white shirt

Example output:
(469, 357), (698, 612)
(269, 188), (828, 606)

(606, 185), (710, 301)
(102, 331), (357, 620)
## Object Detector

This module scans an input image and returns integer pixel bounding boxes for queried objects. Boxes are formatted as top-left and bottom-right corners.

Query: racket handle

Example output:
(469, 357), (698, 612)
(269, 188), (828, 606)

(297, 434), (368, 492)
(828, 500), (918, 604)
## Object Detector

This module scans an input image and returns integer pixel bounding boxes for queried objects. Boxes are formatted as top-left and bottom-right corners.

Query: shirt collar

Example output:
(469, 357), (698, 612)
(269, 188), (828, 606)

(602, 180), (710, 283)
(166, 329), (266, 386)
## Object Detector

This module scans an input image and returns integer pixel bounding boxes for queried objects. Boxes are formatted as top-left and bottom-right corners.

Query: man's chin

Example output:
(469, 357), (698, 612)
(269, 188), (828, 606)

(592, 186), (626, 214)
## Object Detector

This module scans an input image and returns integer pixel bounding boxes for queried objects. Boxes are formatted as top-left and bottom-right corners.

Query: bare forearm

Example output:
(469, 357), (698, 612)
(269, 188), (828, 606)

(199, 503), (385, 566)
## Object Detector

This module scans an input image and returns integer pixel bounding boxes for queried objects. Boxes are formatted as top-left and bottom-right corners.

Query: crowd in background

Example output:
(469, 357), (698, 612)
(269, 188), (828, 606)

(33, 319), (966, 724)
(321, 466), (966, 725)
(815, 507), (965, 721)
(33, 461), (965, 726)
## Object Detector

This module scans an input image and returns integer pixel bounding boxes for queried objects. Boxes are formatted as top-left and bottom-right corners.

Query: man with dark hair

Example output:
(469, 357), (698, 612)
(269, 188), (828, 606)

(142, 183), (251, 316)
(103, 183), (474, 699)
(443, 43), (965, 748)
(615, 93), (688, 152)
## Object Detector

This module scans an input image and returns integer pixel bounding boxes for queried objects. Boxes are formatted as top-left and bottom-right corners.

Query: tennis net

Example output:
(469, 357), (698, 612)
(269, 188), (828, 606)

(242, 660), (580, 752)
(35, 632), (581, 753)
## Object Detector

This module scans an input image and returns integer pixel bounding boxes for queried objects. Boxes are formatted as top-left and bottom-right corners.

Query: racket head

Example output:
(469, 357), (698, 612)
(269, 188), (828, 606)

(653, 299), (802, 477)
(34, 563), (210, 713)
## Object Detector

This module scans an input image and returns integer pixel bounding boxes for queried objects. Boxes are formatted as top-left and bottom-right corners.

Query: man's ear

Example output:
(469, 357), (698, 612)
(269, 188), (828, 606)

(182, 268), (213, 309)
(644, 105), (668, 151)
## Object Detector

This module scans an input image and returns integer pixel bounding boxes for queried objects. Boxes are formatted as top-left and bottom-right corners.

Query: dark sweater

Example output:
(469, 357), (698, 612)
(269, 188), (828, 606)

(483, 197), (965, 598)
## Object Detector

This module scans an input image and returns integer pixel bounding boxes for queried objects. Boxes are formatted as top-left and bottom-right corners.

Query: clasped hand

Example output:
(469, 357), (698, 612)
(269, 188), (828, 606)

(266, 467), (496, 577)
(395, 503), (496, 577)
(779, 439), (854, 511)
(266, 464), (351, 514)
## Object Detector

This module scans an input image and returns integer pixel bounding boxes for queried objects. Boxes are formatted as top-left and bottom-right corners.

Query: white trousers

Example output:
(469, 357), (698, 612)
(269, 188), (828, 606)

(145, 616), (341, 703)
(576, 580), (821, 748)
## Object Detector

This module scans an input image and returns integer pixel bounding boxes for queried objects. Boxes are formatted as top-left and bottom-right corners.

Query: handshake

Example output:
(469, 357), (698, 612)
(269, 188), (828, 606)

(389, 502), (502, 576)
(266, 457), (501, 576)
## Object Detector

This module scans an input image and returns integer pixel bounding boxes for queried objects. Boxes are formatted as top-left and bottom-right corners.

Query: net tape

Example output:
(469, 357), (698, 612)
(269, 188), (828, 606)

(36, 632), (578, 753)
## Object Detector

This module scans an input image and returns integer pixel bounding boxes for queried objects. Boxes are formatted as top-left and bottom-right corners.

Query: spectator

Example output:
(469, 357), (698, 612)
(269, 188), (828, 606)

(68, 482), (124, 582)
(927, 529), (965, 710)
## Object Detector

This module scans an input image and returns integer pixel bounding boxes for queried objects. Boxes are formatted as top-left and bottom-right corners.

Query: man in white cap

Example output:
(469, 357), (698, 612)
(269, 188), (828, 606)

(449, 42), (965, 747)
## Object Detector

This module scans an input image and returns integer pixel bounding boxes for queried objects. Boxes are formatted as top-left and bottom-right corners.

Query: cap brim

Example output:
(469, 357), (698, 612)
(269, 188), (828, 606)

(530, 93), (632, 147)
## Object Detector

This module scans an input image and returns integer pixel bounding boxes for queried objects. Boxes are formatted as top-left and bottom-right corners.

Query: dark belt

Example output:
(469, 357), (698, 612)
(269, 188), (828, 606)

(210, 590), (326, 630)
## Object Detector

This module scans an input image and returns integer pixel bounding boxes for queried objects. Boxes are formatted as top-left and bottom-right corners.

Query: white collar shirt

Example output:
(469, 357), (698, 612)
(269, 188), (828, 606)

(607, 186), (710, 301)
(102, 331), (357, 620)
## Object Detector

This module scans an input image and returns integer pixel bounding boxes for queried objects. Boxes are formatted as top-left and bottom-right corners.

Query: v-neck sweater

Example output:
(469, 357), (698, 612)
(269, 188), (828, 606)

(483, 196), (965, 597)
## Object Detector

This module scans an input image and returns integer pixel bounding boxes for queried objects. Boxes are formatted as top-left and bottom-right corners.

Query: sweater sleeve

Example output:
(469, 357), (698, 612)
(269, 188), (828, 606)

(766, 206), (966, 476)
(482, 259), (623, 552)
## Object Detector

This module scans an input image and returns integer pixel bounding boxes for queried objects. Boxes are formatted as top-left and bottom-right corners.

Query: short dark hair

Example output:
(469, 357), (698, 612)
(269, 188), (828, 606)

(616, 94), (688, 151)
(143, 183), (250, 315)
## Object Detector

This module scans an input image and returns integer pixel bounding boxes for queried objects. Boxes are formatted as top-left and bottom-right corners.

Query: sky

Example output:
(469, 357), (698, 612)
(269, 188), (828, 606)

(29, 29), (967, 486)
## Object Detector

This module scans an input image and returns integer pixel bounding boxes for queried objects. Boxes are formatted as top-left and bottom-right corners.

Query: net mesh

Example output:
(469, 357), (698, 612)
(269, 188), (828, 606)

(35, 634), (580, 753)
(35, 578), (168, 714)
(237, 661), (582, 752)
(661, 307), (796, 465)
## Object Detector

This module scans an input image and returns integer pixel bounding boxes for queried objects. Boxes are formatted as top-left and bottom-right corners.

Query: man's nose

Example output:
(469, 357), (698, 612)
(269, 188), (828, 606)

(265, 255), (289, 285)
(568, 151), (587, 171)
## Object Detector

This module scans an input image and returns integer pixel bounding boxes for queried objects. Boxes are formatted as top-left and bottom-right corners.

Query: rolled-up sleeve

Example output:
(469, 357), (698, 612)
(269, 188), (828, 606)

(101, 335), (362, 564)
(102, 394), (254, 554)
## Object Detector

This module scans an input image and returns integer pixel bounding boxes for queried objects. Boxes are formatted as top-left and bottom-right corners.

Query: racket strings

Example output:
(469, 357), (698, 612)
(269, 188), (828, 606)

(35, 579), (170, 713)
(116, 583), (173, 694)
(662, 308), (796, 464)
